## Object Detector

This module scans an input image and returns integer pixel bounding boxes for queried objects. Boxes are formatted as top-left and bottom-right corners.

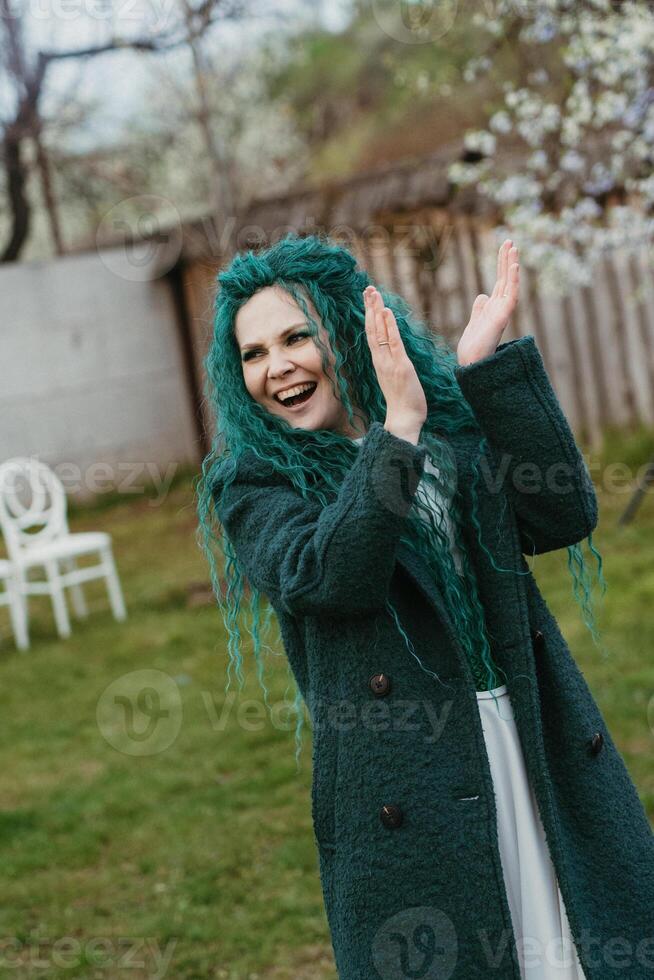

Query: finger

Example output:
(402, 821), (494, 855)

(491, 241), (506, 299)
(382, 307), (400, 349)
(503, 260), (520, 303)
(374, 292), (390, 347)
(493, 239), (512, 298)
(363, 289), (378, 350)
(494, 240), (507, 289)
(371, 288), (392, 350)
(364, 287), (392, 357)
(495, 241), (503, 284)
(466, 293), (489, 327)
(501, 247), (519, 297)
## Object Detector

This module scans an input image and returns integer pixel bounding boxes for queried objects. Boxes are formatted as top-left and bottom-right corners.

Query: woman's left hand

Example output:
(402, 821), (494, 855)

(457, 239), (520, 367)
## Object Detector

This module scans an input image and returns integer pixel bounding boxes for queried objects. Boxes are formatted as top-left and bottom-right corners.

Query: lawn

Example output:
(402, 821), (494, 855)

(0, 441), (652, 979)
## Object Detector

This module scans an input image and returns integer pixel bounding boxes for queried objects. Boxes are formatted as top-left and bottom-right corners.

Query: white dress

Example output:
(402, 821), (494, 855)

(477, 686), (587, 978)
(353, 436), (588, 979)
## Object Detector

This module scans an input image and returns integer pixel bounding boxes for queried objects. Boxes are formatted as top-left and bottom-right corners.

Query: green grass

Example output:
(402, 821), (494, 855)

(0, 457), (652, 978)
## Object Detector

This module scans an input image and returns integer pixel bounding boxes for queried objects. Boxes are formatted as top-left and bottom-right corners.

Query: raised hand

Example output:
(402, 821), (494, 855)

(457, 239), (520, 367)
(363, 285), (428, 442)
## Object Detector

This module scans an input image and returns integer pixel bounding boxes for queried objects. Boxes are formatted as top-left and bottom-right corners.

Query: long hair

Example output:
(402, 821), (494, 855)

(196, 232), (605, 766)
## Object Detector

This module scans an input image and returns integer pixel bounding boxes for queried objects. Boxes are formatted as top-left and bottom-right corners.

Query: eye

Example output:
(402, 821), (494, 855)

(241, 331), (309, 362)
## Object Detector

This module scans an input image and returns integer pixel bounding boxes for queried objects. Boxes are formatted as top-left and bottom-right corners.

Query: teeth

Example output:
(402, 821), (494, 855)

(277, 382), (316, 403)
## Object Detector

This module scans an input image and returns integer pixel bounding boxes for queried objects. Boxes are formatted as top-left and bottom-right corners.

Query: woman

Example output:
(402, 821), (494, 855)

(198, 233), (654, 980)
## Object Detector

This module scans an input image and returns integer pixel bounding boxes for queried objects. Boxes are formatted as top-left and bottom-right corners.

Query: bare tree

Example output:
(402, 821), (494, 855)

(0, 0), (248, 262)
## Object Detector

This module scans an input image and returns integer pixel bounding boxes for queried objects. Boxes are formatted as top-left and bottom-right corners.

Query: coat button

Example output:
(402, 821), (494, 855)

(589, 732), (604, 755)
(531, 629), (545, 653)
(369, 673), (391, 697)
(380, 804), (403, 829)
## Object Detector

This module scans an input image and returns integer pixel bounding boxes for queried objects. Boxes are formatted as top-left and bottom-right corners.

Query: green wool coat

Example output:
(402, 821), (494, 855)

(214, 336), (654, 979)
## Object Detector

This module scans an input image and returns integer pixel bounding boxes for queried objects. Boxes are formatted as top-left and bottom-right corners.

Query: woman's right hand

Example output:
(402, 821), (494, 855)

(363, 286), (428, 442)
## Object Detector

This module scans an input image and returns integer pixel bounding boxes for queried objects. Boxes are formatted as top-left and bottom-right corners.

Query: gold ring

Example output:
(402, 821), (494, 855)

(379, 342), (390, 347)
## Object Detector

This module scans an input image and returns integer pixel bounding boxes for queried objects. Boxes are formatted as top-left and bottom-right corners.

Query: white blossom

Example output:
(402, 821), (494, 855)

(628, 175), (654, 204)
(642, 105), (654, 143)
(583, 163), (615, 196)
(447, 161), (486, 187)
(611, 130), (633, 152)
(527, 150), (548, 172)
(594, 91), (628, 126)
(456, 0), (654, 292)
(527, 69), (550, 86)
(565, 79), (593, 125)
(574, 197), (603, 220)
(560, 117), (581, 147)
(463, 56), (492, 83)
(542, 104), (561, 131)
(489, 110), (512, 134)
(464, 130), (497, 156)
(560, 151), (586, 173)
(631, 137), (652, 161)
(481, 174), (543, 204)
(520, 17), (558, 45)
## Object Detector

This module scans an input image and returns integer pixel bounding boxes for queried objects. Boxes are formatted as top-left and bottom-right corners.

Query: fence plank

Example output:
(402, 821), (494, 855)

(627, 250), (654, 421)
(448, 219), (474, 340)
(394, 237), (423, 319)
(601, 253), (639, 429)
(612, 247), (654, 425)
(523, 269), (553, 377)
(579, 280), (611, 431)
(562, 294), (593, 445)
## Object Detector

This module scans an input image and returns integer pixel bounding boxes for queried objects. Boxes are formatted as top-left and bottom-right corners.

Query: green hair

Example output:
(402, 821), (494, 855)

(196, 232), (606, 768)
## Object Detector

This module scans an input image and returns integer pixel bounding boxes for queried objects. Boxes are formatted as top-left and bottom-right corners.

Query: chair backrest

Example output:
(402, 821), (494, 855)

(0, 457), (69, 560)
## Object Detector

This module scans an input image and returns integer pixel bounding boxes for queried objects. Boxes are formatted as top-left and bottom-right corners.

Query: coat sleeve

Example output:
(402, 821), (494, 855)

(454, 335), (598, 556)
(212, 420), (428, 617)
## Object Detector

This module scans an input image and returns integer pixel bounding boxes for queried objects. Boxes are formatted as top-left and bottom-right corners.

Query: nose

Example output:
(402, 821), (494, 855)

(267, 347), (296, 379)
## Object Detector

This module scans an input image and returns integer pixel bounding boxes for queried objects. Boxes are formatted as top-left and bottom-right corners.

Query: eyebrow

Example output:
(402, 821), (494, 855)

(239, 322), (308, 352)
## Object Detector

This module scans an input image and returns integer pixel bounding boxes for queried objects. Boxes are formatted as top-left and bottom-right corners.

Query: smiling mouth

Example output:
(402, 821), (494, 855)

(275, 382), (318, 408)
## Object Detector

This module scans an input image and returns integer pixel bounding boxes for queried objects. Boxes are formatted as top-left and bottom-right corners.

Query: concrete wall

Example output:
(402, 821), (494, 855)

(1, 248), (200, 500)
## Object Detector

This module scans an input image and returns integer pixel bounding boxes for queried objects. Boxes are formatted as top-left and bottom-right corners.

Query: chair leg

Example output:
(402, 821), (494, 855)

(101, 546), (127, 621)
(8, 581), (29, 651)
(62, 557), (88, 618)
(45, 560), (71, 638)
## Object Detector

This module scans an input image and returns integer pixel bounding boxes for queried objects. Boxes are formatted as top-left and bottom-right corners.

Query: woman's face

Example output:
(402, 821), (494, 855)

(234, 285), (367, 437)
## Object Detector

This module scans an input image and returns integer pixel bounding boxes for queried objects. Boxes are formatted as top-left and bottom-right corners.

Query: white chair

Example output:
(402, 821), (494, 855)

(0, 560), (28, 650)
(0, 457), (127, 644)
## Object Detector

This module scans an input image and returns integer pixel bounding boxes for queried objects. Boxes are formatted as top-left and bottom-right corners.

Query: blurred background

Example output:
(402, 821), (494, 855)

(0, 0), (653, 976)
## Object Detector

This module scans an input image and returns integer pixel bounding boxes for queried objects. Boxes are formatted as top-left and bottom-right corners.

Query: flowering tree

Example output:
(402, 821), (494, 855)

(448, 0), (654, 293)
